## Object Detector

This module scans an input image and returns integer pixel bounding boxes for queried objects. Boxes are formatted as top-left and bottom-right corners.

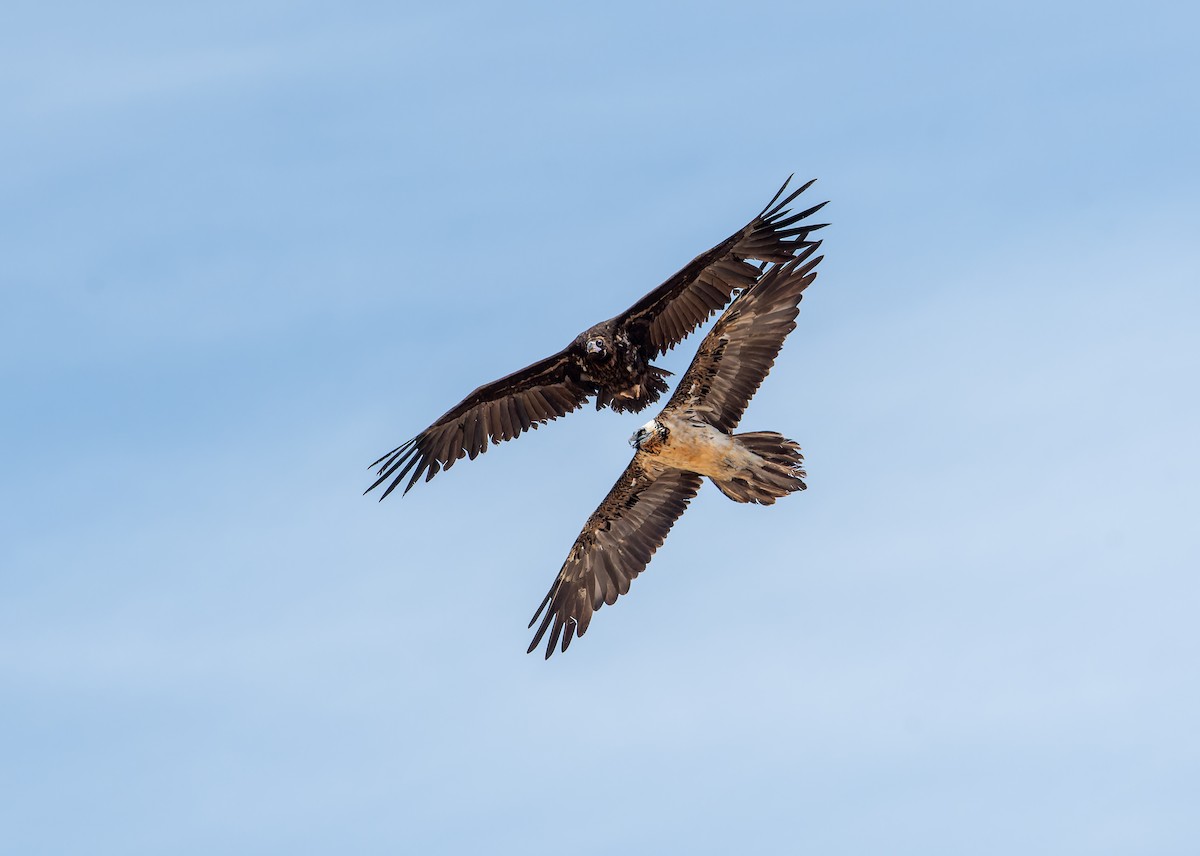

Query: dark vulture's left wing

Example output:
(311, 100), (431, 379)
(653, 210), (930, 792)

(527, 460), (703, 659)
(365, 348), (593, 500)
(616, 176), (827, 358)
(665, 245), (823, 433)
(366, 177), (824, 500)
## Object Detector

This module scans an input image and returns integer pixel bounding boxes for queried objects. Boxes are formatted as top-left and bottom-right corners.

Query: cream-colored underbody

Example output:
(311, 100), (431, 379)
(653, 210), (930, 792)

(638, 412), (758, 479)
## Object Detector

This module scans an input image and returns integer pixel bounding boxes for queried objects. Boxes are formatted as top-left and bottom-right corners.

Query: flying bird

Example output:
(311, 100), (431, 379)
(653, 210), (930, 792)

(527, 245), (823, 658)
(366, 177), (827, 500)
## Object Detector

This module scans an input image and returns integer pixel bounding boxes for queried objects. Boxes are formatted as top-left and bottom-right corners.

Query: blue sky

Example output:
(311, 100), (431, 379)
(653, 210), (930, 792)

(3, 1), (1198, 853)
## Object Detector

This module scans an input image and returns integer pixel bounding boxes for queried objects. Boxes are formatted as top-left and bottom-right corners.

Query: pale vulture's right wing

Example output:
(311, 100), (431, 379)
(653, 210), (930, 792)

(666, 245), (824, 433)
(528, 460), (703, 659)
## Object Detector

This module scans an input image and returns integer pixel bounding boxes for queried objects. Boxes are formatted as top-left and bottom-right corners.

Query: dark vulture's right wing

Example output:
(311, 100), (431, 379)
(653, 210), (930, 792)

(367, 177), (825, 500)
(616, 176), (827, 358)
(666, 246), (823, 433)
(365, 348), (593, 500)
(527, 460), (703, 659)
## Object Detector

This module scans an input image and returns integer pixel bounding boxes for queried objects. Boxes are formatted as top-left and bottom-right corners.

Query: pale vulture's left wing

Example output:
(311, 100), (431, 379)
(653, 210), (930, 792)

(527, 460), (703, 659)
(665, 245), (823, 433)
(615, 176), (827, 358)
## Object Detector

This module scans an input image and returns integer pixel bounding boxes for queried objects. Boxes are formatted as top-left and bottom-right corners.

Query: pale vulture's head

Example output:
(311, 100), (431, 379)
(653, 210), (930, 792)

(630, 418), (668, 452)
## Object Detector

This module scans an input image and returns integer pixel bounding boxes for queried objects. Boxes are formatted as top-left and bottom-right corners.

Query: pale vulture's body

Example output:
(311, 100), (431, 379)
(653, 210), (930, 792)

(528, 248), (824, 658)
(365, 177), (826, 500)
(635, 414), (762, 482)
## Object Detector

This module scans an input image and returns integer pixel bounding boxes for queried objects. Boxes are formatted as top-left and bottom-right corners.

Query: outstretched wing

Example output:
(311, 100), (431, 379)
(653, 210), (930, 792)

(666, 245), (824, 433)
(527, 460), (703, 659)
(617, 176), (827, 359)
(366, 348), (593, 500)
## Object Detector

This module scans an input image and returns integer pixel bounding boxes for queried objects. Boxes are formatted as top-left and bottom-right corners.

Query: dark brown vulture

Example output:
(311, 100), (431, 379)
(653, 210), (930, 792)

(527, 247), (822, 658)
(365, 177), (827, 500)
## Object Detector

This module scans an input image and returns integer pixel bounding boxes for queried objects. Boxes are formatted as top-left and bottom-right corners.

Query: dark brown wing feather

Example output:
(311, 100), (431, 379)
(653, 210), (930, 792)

(365, 348), (592, 500)
(527, 461), (703, 659)
(618, 176), (828, 359)
(666, 245), (824, 433)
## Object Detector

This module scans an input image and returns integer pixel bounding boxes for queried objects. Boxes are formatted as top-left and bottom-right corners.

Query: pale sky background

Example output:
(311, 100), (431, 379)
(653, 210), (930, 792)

(3, 1), (1198, 853)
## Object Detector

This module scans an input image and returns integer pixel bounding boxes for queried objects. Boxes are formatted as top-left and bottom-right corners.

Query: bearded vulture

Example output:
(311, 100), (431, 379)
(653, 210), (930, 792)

(527, 245), (823, 658)
(365, 177), (827, 500)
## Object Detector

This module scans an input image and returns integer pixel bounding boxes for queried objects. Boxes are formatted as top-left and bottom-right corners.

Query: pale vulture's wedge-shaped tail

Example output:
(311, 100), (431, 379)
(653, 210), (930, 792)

(709, 431), (807, 505)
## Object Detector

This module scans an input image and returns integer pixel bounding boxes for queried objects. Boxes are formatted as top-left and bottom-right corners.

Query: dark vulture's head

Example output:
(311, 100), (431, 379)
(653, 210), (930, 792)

(583, 335), (610, 361)
(630, 418), (669, 453)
